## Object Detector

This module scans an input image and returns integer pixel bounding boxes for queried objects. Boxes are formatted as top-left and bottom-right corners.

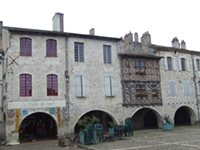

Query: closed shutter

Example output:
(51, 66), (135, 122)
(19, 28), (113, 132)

(178, 57), (182, 71)
(111, 76), (115, 96)
(105, 76), (111, 96)
(75, 75), (82, 97)
(170, 81), (176, 96)
(82, 75), (86, 97)
(164, 57), (168, 70)
(184, 81), (190, 96)
(186, 58), (190, 71)
(173, 57), (177, 71)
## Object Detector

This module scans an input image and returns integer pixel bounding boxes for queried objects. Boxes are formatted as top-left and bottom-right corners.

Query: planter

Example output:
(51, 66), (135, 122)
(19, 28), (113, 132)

(136, 92), (148, 97)
(152, 93), (158, 97)
(136, 71), (146, 75)
(162, 123), (174, 131)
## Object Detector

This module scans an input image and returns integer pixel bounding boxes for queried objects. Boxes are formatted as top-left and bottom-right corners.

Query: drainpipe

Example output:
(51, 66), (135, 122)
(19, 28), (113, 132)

(191, 53), (200, 125)
(65, 34), (70, 135)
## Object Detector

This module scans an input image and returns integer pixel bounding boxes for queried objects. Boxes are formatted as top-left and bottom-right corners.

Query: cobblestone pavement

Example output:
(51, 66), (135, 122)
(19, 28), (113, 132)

(1, 126), (200, 150)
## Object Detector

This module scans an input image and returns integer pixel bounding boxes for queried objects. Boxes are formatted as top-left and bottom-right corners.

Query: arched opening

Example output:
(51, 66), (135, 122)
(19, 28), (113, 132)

(132, 108), (160, 129)
(175, 107), (191, 126)
(19, 112), (57, 143)
(74, 110), (115, 133)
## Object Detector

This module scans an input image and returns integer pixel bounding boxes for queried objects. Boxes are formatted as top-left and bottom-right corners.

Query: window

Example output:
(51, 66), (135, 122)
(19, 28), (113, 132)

(135, 60), (145, 72)
(46, 39), (57, 56)
(20, 74), (32, 96)
(198, 81), (200, 94)
(136, 84), (145, 93)
(169, 81), (176, 96)
(47, 74), (58, 96)
(183, 81), (190, 96)
(167, 57), (172, 70)
(196, 59), (200, 71)
(74, 42), (84, 62)
(104, 76), (115, 96)
(103, 45), (111, 64)
(75, 75), (86, 97)
(151, 84), (157, 94)
(20, 38), (32, 56)
(181, 58), (186, 71)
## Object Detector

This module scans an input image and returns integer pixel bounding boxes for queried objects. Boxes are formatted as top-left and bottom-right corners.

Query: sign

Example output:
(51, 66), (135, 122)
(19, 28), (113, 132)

(15, 109), (19, 130)
(49, 108), (55, 115)
(57, 107), (61, 127)
(22, 109), (28, 116)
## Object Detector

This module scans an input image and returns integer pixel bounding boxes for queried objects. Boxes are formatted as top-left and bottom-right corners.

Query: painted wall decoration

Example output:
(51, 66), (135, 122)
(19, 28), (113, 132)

(7, 109), (15, 118)
(49, 108), (55, 115)
(15, 109), (20, 130)
(22, 109), (28, 116)
(57, 107), (61, 127)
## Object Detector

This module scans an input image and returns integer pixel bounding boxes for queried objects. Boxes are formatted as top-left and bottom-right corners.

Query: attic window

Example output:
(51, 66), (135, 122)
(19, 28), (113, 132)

(174, 51), (177, 54)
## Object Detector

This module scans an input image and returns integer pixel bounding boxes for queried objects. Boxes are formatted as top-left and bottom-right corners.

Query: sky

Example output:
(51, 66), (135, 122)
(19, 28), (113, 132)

(0, 0), (200, 51)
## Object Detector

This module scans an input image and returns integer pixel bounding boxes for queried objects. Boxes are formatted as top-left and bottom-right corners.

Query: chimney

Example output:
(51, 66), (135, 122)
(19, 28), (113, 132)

(124, 32), (133, 43)
(89, 28), (95, 35)
(181, 40), (186, 49)
(172, 37), (180, 48)
(52, 13), (64, 32)
(0, 21), (2, 34)
(141, 31), (151, 46)
(134, 32), (138, 42)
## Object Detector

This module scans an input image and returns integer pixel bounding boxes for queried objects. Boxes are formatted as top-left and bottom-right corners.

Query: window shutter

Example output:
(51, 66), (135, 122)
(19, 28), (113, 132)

(111, 76), (115, 96)
(184, 81), (190, 96)
(186, 58), (190, 71)
(170, 81), (176, 96)
(195, 59), (198, 71)
(173, 57), (177, 71)
(82, 75), (86, 97)
(164, 57), (168, 70)
(104, 76), (111, 96)
(75, 75), (82, 97)
(178, 57), (182, 71)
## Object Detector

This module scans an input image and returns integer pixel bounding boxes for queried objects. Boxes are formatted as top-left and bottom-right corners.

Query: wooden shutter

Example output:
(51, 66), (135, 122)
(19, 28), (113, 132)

(186, 58), (190, 71)
(178, 57), (182, 71)
(111, 76), (115, 96)
(105, 76), (111, 96)
(184, 81), (190, 96)
(173, 57), (177, 71)
(75, 75), (82, 97)
(164, 57), (168, 70)
(170, 81), (176, 96)
(82, 75), (86, 97)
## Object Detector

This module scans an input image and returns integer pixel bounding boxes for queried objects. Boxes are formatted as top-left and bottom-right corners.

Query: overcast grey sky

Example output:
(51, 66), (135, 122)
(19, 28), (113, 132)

(0, 0), (199, 50)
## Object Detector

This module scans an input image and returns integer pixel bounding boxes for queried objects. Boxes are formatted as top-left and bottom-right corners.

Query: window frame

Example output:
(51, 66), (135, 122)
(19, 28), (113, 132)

(181, 58), (186, 71)
(196, 59), (200, 71)
(136, 84), (146, 94)
(103, 45), (112, 64)
(20, 38), (32, 56)
(135, 60), (145, 72)
(20, 74), (32, 96)
(167, 57), (172, 70)
(104, 75), (115, 97)
(74, 42), (84, 62)
(47, 74), (58, 96)
(151, 84), (157, 94)
(46, 39), (57, 57)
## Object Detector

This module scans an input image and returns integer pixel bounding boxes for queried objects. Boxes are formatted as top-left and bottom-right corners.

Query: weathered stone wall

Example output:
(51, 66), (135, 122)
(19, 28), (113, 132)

(158, 50), (198, 123)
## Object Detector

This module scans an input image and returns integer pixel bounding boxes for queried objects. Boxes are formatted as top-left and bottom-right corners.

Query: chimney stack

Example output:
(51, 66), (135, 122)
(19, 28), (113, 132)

(52, 13), (64, 32)
(89, 28), (95, 35)
(181, 40), (186, 49)
(134, 32), (138, 42)
(141, 31), (151, 46)
(172, 37), (180, 48)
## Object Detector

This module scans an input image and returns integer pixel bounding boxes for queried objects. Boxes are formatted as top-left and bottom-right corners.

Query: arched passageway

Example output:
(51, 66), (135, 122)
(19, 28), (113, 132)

(19, 112), (57, 143)
(132, 108), (160, 129)
(74, 110), (115, 133)
(175, 107), (191, 126)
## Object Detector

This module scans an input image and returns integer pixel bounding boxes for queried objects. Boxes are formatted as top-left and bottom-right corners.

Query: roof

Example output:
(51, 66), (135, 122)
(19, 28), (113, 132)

(2, 26), (122, 42)
(118, 53), (163, 59)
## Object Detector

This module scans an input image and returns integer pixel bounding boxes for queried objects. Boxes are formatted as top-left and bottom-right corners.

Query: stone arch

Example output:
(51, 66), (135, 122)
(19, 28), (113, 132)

(131, 107), (162, 129)
(74, 109), (117, 133)
(174, 105), (197, 126)
(19, 112), (58, 143)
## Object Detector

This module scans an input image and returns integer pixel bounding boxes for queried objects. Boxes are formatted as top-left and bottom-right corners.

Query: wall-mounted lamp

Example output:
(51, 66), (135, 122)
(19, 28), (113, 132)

(65, 71), (69, 82)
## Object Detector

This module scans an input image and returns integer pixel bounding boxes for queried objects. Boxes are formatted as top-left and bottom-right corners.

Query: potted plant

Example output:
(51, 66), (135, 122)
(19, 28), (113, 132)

(136, 92), (148, 97)
(162, 114), (174, 131)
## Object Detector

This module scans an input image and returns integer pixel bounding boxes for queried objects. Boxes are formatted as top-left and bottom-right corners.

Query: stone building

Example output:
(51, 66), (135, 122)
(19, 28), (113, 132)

(1, 13), (200, 145)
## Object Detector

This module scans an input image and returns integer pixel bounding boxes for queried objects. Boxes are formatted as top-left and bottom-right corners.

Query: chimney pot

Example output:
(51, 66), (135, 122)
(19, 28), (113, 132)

(172, 37), (180, 48)
(141, 31), (151, 46)
(89, 28), (95, 35)
(52, 13), (64, 32)
(134, 32), (138, 42)
(181, 40), (186, 49)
